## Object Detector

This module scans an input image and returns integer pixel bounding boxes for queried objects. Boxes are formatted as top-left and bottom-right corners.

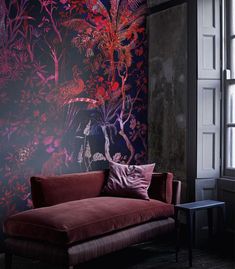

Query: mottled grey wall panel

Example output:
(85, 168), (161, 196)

(148, 4), (187, 182)
(148, 0), (173, 8)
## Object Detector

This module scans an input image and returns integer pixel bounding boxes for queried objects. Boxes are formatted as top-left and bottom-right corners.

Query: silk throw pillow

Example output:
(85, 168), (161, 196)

(102, 161), (155, 200)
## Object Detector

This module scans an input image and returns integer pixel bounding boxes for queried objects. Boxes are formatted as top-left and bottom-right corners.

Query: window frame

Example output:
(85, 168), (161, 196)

(222, 0), (235, 178)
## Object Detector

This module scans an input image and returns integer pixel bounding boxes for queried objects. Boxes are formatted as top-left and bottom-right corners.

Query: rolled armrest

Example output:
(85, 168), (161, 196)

(172, 180), (181, 205)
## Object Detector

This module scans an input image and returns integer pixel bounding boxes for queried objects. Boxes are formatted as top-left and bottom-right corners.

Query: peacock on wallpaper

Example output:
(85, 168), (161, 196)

(0, 0), (148, 238)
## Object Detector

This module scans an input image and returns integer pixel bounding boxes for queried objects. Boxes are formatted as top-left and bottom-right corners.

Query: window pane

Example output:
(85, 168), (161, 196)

(227, 127), (235, 168)
(225, 1), (235, 176)
(230, 0), (235, 78)
(231, 0), (235, 36)
(231, 39), (235, 78)
(227, 84), (235, 124)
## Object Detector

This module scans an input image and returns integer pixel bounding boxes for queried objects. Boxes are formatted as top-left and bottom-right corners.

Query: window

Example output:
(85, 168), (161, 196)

(224, 0), (235, 177)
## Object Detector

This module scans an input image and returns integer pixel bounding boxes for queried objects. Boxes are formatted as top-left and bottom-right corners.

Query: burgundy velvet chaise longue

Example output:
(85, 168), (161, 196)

(3, 170), (181, 269)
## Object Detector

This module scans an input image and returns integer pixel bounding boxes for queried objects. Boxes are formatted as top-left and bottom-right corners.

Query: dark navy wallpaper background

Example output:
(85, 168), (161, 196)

(0, 0), (148, 239)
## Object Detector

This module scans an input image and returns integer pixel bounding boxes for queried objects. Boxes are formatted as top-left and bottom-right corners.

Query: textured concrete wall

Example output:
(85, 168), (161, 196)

(148, 4), (187, 199)
(148, 0), (173, 8)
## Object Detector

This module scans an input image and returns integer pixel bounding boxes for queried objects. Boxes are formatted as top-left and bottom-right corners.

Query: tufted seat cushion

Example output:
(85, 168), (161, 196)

(4, 197), (174, 246)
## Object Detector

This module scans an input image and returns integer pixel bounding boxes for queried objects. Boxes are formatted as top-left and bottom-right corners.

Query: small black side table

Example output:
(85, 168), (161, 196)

(175, 200), (225, 267)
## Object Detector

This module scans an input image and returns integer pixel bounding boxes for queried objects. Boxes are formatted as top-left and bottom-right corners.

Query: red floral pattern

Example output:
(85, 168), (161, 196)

(0, 0), (148, 239)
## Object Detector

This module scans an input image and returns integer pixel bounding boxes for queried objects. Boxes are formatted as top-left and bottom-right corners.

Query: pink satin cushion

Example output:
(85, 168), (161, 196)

(102, 161), (155, 200)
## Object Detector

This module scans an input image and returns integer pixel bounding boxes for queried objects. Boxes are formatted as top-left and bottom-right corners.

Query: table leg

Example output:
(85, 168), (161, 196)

(219, 205), (226, 234)
(207, 208), (213, 243)
(193, 212), (196, 247)
(5, 253), (12, 269)
(175, 208), (179, 262)
(187, 211), (193, 267)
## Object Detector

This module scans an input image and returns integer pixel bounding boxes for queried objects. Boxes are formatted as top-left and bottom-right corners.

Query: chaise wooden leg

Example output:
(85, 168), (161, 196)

(5, 253), (12, 269)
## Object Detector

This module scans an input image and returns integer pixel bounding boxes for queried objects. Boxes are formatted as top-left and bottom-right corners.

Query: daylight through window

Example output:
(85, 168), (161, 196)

(225, 0), (235, 176)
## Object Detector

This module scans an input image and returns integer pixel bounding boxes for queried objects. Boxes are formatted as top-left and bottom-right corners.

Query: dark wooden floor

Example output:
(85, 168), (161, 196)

(0, 233), (234, 269)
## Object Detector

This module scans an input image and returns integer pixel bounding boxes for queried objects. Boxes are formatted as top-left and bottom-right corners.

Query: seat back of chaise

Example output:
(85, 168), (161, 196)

(30, 170), (181, 208)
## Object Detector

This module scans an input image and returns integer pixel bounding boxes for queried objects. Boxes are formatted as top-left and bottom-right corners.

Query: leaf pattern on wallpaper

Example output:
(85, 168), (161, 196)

(62, 0), (146, 163)
(0, 0), (147, 226)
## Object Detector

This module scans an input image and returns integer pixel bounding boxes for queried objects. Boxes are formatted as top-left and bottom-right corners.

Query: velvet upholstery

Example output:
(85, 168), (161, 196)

(30, 171), (174, 208)
(4, 218), (175, 266)
(148, 173), (173, 204)
(4, 197), (174, 246)
(4, 171), (182, 268)
(30, 170), (108, 208)
(102, 162), (155, 200)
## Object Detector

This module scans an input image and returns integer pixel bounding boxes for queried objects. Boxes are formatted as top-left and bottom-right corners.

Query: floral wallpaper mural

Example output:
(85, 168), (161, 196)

(0, 0), (148, 241)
